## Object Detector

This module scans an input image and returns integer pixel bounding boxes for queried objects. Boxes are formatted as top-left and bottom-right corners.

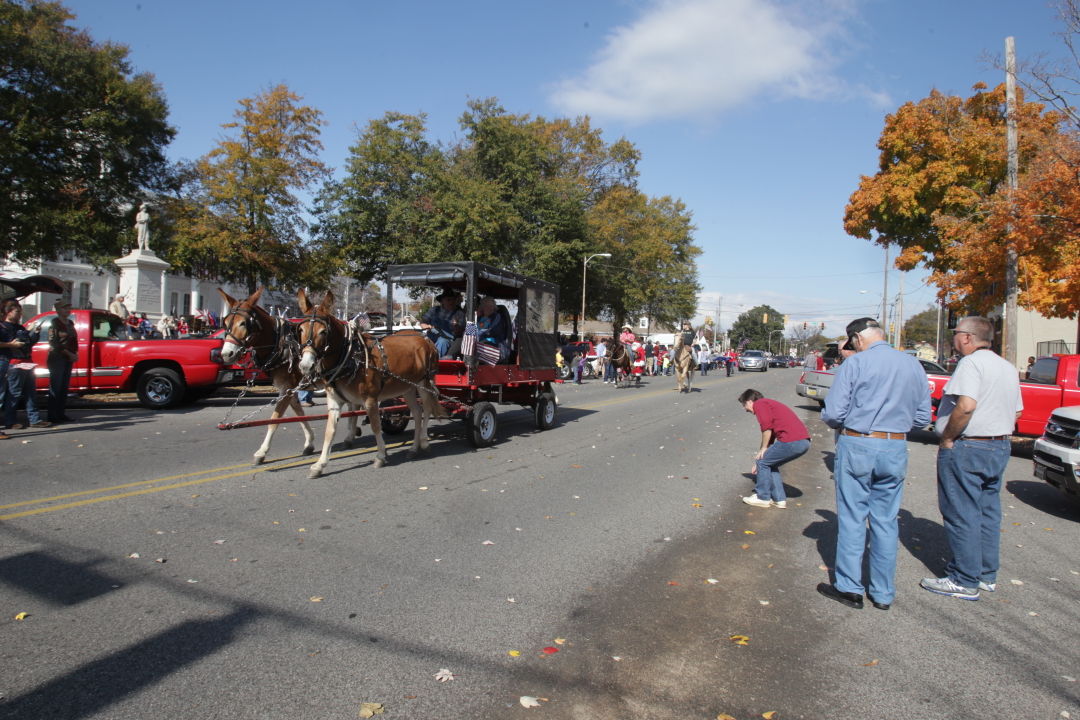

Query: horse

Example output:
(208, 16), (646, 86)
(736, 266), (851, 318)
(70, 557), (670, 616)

(672, 335), (696, 393)
(219, 288), (360, 465)
(296, 289), (446, 478)
(607, 342), (639, 388)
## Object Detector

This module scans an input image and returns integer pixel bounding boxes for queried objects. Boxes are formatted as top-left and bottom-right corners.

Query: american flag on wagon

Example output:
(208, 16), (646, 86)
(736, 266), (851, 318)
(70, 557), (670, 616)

(461, 321), (500, 365)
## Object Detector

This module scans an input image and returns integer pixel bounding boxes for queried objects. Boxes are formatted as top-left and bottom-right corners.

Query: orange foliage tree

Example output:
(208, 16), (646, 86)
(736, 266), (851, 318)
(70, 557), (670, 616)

(844, 83), (1076, 314)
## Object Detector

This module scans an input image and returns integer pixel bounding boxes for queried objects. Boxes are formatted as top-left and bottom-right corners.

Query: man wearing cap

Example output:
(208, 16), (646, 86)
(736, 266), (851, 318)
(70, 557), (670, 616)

(819, 317), (931, 610)
(47, 299), (78, 424)
(920, 316), (1022, 601)
(420, 290), (465, 358)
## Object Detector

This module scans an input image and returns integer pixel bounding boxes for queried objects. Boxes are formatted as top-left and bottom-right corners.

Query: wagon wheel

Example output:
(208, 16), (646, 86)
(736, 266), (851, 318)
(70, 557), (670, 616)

(467, 401), (498, 447)
(534, 392), (557, 430)
(379, 398), (410, 435)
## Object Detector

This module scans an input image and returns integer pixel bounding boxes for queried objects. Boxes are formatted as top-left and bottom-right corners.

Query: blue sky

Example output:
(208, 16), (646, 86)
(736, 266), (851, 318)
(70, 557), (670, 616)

(64, 0), (1067, 336)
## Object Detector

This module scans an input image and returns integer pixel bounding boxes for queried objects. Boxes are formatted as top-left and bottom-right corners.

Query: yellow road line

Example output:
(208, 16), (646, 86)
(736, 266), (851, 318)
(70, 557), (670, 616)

(3, 376), (726, 520)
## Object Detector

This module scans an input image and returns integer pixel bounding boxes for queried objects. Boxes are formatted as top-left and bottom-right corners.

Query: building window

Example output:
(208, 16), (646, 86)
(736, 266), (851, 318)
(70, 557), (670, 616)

(78, 282), (91, 308)
(638, 317), (648, 329)
(170, 292), (178, 316)
(62, 281), (73, 306)
(182, 293), (191, 316)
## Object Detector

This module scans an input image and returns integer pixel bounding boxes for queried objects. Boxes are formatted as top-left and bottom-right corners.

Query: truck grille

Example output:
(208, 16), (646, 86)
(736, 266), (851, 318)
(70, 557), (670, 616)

(1043, 414), (1080, 449)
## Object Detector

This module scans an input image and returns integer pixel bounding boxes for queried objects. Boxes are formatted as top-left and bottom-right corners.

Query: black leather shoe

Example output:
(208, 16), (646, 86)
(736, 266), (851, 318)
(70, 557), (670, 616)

(867, 595), (891, 610)
(817, 583), (863, 609)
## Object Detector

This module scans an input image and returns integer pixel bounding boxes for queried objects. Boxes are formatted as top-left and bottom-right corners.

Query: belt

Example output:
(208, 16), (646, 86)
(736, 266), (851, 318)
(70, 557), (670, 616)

(959, 435), (1008, 441)
(842, 429), (906, 440)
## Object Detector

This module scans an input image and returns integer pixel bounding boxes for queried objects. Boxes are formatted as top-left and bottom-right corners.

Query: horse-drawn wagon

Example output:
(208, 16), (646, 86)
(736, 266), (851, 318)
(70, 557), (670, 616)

(381, 261), (561, 447)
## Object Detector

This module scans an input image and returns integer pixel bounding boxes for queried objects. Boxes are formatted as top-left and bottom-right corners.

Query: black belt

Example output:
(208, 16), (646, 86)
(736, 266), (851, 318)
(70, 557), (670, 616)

(959, 435), (1008, 441)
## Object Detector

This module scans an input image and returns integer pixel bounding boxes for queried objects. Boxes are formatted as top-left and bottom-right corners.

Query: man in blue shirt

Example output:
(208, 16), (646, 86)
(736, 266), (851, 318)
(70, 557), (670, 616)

(819, 317), (931, 610)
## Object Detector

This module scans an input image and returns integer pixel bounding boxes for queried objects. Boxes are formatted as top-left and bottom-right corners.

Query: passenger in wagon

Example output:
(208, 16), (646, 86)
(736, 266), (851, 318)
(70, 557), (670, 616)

(477, 296), (510, 362)
(420, 289), (465, 358)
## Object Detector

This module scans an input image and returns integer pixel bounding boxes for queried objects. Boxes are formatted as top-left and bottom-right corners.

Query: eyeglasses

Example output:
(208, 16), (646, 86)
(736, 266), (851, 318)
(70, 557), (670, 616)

(952, 329), (972, 336)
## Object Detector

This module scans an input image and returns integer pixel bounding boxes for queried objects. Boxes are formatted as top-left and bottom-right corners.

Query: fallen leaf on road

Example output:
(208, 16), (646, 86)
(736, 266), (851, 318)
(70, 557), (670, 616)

(434, 668), (455, 682)
(741, 544), (751, 550)
(716, 714), (737, 720)
(730, 635), (750, 646)
(128, 552), (140, 559)
(508, 650), (521, 657)
(554, 638), (566, 645)
(542, 646), (559, 654)
(1010, 579), (1024, 586)
(706, 578), (719, 584)
(507, 597), (516, 603)
(759, 600), (770, 606)
(14, 612), (29, 621)
(691, 503), (703, 508)
(482, 540), (495, 545)
(863, 659), (879, 666)
(744, 530), (756, 535)
(668, 581), (680, 586)
(358, 702), (384, 717)
(612, 655), (622, 661)
(520, 696), (547, 708)
(213, 539), (225, 545)
(762, 712), (778, 719)
(570, 464), (583, 468)
(310, 596), (324, 602)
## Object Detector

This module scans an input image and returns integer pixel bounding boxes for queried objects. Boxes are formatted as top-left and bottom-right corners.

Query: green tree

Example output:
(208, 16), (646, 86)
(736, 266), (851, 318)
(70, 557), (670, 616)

(0, 0), (174, 264)
(169, 84), (328, 293)
(729, 305), (785, 352)
(903, 305), (939, 344)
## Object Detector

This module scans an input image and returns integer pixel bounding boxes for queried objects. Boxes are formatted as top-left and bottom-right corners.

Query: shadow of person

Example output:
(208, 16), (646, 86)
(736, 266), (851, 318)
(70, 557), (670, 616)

(897, 508), (950, 576)
(1006, 480), (1080, 522)
(803, 508), (838, 571)
(821, 449), (835, 474)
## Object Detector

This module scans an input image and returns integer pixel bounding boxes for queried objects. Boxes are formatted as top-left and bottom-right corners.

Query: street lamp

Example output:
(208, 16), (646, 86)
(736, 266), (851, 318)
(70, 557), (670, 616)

(581, 253), (612, 337)
(768, 328), (784, 354)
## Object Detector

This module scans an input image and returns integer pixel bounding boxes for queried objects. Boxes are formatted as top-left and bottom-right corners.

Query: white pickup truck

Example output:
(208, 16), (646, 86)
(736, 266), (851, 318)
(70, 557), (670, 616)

(796, 358), (951, 409)
(1033, 406), (1080, 501)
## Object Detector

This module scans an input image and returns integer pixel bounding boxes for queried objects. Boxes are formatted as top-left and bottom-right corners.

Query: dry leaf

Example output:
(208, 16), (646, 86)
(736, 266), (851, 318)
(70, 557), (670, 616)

(762, 712), (778, 719)
(706, 578), (719, 584)
(1010, 579), (1024, 586)
(863, 659), (879, 666)
(691, 503), (703, 508)
(434, 668), (455, 682)
(310, 596), (324, 603)
(744, 530), (756, 535)
(729, 634), (750, 646)
(508, 650), (521, 657)
(741, 544), (751, 550)
(128, 552), (140, 559)
(358, 701), (384, 717)
(541, 646), (559, 654)
(481, 540), (495, 545)
(14, 611), (29, 621)
(668, 581), (680, 586)
(717, 715), (737, 720)
(520, 696), (542, 708)
(553, 637), (566, 645)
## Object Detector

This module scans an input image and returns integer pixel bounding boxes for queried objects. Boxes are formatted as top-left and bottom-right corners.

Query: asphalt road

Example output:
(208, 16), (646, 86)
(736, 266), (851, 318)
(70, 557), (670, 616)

(1, 368), (1077, 720)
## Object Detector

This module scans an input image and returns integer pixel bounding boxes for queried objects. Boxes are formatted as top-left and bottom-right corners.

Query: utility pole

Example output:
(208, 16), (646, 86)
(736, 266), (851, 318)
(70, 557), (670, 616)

(896, 272), (905, 348)
(1004, 36), (1020, 366)
(881, 244), (889, 324)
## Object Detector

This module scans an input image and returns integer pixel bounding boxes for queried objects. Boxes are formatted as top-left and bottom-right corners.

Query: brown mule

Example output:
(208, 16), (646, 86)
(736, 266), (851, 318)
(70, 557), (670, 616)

(296, 289), (445, 478)
(672, 335), (696, 393)
(218, 288), (358, 465)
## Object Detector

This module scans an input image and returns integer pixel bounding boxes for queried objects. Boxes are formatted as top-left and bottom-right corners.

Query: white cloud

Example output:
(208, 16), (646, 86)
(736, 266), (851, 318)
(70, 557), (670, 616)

(551, 0), (860, 122)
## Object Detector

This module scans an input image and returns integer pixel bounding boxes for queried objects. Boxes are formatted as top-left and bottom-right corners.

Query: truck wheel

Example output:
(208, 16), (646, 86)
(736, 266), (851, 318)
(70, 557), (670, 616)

(467, 401), (498, 447)
(534, 392), (557, 430)
(137, 368), (185, 409)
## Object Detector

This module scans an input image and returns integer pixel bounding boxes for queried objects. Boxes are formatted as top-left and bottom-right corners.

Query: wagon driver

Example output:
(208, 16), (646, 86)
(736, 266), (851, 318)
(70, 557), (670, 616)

(420, 289), (465, 358)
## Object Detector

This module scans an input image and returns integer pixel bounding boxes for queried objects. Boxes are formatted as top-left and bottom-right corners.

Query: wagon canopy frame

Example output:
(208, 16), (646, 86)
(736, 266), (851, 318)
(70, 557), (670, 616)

(385, 261), (559, 371)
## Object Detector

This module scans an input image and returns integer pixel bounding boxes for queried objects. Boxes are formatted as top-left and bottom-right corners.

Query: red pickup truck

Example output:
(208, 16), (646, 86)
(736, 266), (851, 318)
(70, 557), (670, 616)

(26, 309), (241, 409)
(1011, 355), (1080, 436)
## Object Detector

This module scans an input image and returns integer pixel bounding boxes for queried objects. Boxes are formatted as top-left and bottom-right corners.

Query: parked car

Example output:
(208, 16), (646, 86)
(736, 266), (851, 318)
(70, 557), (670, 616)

(738, 350), (768, 372)
(797, 359), (950, 409)
(769, 355), (796, 368)
(1033, 406), (1080, 501)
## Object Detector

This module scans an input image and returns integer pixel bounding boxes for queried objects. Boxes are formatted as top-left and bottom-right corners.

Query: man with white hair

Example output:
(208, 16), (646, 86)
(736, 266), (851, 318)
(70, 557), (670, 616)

(109, 294), (129, 319)
(920, 316), (1022, 601)
(819, 317), (931, 610)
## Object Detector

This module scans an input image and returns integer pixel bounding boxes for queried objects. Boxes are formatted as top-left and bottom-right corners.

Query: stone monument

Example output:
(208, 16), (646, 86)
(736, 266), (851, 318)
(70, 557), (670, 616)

(115, 203), (170, 317)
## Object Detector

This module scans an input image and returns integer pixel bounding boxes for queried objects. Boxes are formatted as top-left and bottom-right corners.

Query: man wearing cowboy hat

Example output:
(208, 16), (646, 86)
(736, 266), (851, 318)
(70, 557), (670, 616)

(420, 289), (465, 358)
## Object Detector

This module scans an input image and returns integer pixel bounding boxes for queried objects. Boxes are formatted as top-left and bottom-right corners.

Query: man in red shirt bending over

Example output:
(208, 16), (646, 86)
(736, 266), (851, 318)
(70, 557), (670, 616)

(738, 389), (811, 509)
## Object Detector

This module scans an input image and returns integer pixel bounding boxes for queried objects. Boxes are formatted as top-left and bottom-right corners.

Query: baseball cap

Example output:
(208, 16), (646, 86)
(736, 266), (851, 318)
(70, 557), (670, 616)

(845, 317), (880, 337)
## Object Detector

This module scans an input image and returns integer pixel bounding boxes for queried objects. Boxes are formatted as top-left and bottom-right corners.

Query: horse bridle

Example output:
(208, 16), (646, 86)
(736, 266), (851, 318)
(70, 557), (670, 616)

(298, 311), (365, 385)
(222, 306), (291, 372)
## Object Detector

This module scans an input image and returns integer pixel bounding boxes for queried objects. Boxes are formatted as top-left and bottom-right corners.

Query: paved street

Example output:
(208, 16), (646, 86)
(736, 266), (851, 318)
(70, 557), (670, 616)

(1, 369), (1077, 720)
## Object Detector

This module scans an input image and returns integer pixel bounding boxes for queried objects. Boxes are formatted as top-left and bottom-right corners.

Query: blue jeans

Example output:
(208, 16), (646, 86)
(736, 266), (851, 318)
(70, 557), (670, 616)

(936, 437), (1011, 588)
(0, 357), (9, 424)
(47, 355), (73, 422)
(5, 367), (41, 425)
(833, 434), (909, 604)
(604, 359), (616, 381)
(754, 438), (810, 502)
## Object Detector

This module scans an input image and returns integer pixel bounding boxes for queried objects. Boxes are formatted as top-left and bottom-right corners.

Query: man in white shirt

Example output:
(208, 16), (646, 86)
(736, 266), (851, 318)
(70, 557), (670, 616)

(921, 316), (1023, 601)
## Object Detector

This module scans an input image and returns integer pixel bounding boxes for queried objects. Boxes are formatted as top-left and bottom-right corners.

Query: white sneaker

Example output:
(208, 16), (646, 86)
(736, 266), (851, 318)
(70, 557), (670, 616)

(742, 495), (772, 508)
(979, 581), (996, 592)
(772, 500), (787, 509)
(920, 576), (979, 600)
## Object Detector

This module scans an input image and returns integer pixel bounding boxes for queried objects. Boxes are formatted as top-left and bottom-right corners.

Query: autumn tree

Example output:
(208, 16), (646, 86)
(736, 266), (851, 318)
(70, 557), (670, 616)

(729, 305), (786, 352)
(168, 85), (328, 293)
(1, 0), (174, 264)
(844, 83), (1070, 314)
(903, 306), (940, 344)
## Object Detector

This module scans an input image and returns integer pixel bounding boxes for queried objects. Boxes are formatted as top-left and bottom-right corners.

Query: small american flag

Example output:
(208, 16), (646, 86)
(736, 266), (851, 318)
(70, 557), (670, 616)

(461, 321), (477, 358)
(476, 341), (500, 365)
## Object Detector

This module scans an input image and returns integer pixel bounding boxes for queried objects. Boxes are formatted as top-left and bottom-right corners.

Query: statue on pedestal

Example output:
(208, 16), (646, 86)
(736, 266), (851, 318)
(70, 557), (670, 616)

(135, 203), (151, 252)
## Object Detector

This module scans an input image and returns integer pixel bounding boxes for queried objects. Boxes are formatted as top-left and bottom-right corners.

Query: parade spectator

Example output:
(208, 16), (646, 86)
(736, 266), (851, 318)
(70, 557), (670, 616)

(177, 316), (190, 336)
(1025, 355), (1035, 379)
(109, 294), (130, 319)
(137, 313), (153, 338)
(420, 290), (465, 358)
(696, 335), (711, 376)
(644, 340), (655, 376)
(738, 388), (810, 509)
(920, 316), (1023, 601)
(0, 300), (29, 438)
(2, 302), (49, 430)
(157, 314), (177, 339)
(819, 317), (931, 610)
(47, 299), (78, 424)
(594, 338), (608, 381)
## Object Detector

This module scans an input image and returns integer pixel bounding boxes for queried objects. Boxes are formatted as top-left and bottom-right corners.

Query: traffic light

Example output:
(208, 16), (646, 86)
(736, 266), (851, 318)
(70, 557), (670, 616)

(820, 322), (825, 330)
(803, 321), (807, 330)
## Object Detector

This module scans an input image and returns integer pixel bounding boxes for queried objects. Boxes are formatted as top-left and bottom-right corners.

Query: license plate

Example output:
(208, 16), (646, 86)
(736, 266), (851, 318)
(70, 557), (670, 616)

(806, 388), (817, 396)
(231, 370), (244, 381)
